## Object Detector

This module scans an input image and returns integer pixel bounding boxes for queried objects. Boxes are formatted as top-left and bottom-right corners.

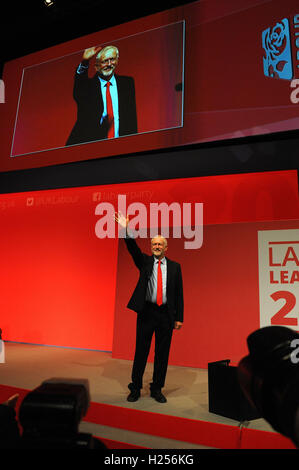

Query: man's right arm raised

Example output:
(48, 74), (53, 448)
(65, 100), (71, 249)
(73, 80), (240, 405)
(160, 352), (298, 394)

(114, 212), (145, 270)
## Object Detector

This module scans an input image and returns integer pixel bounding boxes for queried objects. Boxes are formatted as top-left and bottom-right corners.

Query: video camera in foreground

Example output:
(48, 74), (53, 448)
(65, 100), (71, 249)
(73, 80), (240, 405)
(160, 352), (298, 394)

(238, 325), (299, 448)
(1, 378), (106, 449)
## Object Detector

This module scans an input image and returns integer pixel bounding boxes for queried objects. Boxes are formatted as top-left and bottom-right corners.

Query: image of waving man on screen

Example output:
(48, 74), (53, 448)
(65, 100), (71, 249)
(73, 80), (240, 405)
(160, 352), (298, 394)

(66, 45), (137, 146)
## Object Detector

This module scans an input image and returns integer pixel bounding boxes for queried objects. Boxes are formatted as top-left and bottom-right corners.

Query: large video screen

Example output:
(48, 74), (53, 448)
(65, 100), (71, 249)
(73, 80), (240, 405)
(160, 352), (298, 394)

(11, 21), (184, 157)
(0, 0), (298, 171)
(0, 170), (298, 367)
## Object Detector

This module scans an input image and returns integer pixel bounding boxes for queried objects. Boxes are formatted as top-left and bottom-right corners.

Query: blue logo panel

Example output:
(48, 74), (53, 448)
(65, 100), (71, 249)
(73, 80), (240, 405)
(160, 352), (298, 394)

(262, 18), (293, 79)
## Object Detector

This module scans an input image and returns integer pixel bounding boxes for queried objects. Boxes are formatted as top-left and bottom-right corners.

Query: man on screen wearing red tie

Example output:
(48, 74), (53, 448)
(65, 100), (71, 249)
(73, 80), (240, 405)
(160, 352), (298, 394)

(66, 45), (137, 146)
(115, 212), (184, 404)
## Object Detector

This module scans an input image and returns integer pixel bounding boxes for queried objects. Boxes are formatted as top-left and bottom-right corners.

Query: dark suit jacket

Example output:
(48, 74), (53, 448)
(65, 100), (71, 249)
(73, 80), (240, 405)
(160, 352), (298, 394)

(125, 237), (184, 324)
(66, 69), (137, 146)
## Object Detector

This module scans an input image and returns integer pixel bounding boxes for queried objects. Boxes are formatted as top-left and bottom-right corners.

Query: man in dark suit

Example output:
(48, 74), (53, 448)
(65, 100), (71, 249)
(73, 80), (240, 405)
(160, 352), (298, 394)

(115, 212), (184, 403)
(66, 45), (137, 146)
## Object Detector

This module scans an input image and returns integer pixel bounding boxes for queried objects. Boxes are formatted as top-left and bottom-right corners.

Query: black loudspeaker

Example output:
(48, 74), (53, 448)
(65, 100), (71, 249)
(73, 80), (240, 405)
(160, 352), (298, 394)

(208, 360), (261, 421)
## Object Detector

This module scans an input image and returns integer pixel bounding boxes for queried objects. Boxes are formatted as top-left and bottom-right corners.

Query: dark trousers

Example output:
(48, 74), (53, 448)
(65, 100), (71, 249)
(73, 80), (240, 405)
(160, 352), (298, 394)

(131, 302), (173, 391)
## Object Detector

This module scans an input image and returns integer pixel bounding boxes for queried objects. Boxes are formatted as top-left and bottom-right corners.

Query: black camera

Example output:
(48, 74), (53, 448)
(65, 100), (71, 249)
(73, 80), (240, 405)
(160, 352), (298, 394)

(5, 378), (106, 449)
(238, 326), (299, 447)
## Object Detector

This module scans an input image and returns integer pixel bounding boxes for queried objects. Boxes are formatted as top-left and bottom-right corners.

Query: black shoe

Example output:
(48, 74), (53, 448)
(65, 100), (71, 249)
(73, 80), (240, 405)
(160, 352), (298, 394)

(150, 389), (167, 403)
(127, 383), (140, 402)
(127, 389), (140, 402)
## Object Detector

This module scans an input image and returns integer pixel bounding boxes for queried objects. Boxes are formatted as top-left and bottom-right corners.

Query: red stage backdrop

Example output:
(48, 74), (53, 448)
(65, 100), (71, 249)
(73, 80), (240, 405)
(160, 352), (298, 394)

(0, 170), (298, 368)
(0, 0), (298, 171)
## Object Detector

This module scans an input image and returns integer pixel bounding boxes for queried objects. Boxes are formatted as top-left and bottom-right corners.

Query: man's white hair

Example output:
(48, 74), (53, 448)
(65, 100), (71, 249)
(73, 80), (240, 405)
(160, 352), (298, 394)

(151, 235), (168, 247)
(96, 45), (119, 62)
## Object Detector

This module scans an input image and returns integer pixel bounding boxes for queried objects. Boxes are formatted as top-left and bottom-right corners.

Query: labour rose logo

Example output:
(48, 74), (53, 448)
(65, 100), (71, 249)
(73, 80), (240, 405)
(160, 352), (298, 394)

(262, 18), (293, 80)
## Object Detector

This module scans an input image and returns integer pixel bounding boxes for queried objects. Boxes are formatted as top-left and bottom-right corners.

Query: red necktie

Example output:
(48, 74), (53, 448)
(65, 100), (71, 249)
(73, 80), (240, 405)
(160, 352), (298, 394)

(106, 82), (114, 138)
(157, 260), (163, 306)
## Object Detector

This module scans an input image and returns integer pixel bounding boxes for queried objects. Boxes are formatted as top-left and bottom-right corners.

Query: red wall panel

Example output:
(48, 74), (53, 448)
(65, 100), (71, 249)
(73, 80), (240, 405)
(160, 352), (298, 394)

(112, 219), (299, 368)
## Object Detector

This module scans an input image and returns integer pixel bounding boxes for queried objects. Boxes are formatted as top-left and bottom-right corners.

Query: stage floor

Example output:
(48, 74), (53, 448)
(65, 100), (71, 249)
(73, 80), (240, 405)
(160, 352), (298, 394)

(0, 342), (276, 449)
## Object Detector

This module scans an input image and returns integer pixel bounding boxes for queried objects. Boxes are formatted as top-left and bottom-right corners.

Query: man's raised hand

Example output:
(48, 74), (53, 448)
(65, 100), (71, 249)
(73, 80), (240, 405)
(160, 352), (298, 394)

(114, 211), (129, 229)
(82, 46), (102, 61)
